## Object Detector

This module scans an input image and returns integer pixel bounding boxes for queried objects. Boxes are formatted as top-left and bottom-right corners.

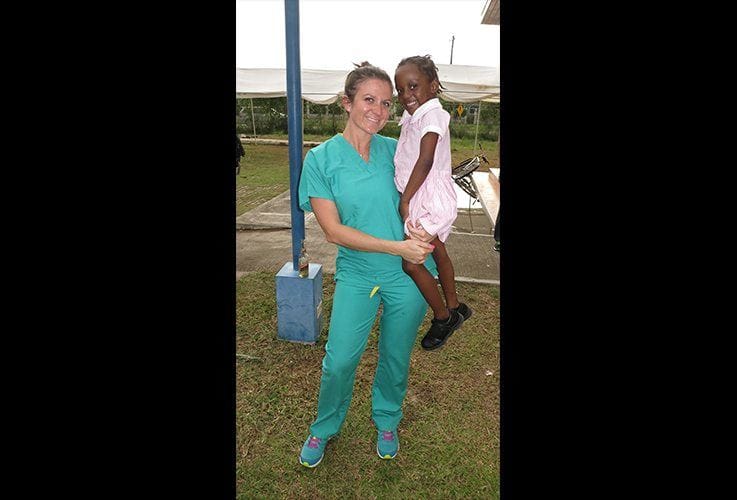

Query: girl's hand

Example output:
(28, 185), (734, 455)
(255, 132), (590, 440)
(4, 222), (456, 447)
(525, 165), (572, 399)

(406, 221), (435, 243)
(398, 239), (434, 264)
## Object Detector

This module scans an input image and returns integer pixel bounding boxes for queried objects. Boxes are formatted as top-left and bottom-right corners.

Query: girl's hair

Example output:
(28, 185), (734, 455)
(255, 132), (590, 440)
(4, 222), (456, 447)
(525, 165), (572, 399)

(343, 61), (392, 102)
(396, 55), (446, 94)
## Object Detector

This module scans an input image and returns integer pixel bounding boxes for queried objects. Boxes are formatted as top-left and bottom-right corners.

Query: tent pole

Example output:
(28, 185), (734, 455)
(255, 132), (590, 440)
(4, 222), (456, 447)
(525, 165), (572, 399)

(474, 100), (481, 154)
(250, 98), (257, 137)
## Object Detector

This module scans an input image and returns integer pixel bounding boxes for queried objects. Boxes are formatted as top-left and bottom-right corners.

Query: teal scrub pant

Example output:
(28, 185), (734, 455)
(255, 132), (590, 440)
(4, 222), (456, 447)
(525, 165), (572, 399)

(309, 272), (428, 439)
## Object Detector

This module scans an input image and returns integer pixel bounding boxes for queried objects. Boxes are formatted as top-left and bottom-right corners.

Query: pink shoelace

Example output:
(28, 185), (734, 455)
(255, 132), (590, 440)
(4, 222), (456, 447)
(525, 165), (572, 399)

(381, 431), (395, 441)
(307, 436), (322, 449)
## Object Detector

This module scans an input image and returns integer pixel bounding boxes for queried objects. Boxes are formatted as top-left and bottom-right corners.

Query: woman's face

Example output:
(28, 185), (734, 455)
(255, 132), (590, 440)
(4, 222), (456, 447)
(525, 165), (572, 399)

(342, 78), (393, 136)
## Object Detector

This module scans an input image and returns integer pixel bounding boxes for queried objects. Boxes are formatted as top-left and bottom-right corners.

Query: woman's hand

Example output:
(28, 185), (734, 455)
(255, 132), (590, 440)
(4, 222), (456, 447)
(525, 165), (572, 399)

(398, 239), (434, 264)
(311, 197), (433, 261)
(406, 221), (435, 243)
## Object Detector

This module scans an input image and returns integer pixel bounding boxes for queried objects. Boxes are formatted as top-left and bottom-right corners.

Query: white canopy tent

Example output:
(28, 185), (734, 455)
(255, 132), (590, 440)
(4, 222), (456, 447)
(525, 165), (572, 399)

(236, 64), (499, 149)
(236, 64), (499, 104)
(435, 64), (499, 103)
(236, 68), (346, 105)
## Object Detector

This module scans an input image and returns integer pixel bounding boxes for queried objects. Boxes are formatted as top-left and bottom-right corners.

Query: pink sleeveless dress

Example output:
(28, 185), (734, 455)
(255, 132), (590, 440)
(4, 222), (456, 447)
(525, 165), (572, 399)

(394, 98), (457, 243)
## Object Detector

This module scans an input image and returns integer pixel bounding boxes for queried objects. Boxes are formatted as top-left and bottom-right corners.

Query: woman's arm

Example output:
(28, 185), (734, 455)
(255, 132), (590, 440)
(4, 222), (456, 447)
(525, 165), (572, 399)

(310, 197), (434, 264)
(399, 132), (439, 222)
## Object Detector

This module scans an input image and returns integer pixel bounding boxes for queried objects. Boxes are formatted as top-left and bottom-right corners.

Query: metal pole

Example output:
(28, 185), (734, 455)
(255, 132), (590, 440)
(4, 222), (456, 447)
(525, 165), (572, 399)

(250, 98), (257, 137)
(474, 100), (481, 154)
(450, 35), (455, 64)
(285, 0), (305, 271)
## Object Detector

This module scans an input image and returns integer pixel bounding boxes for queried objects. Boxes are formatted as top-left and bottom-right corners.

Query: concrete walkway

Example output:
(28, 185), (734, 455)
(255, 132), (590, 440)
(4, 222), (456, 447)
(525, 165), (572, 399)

(236, 186), (500, 285)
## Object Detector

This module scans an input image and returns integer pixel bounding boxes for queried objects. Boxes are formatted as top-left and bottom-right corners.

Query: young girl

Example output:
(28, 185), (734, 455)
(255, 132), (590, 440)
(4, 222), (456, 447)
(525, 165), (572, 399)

(393, 55), (472, 351)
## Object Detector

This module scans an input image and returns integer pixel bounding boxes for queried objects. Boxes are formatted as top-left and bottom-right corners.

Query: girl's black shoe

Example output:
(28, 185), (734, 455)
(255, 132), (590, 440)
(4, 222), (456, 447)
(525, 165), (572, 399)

(421, 309), (464, 350)
(451, 302), (473, 321)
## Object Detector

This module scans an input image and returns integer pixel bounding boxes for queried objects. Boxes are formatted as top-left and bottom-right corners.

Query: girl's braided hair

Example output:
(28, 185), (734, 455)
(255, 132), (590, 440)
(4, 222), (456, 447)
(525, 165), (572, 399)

(396, 54), (445, 94)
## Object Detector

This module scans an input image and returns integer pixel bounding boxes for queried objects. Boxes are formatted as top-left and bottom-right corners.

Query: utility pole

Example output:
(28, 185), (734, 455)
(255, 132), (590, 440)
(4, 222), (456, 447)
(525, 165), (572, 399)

(450, 35), (455, 64)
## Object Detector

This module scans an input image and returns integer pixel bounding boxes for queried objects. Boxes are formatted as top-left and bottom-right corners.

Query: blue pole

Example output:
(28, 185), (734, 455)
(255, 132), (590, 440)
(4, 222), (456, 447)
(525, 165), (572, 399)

(285, 0), (305, 271)
(277, 0), (324, 344)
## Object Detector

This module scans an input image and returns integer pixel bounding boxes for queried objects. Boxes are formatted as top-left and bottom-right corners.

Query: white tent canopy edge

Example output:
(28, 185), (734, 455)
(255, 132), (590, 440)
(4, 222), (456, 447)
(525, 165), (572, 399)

(236, 64), (499, 104)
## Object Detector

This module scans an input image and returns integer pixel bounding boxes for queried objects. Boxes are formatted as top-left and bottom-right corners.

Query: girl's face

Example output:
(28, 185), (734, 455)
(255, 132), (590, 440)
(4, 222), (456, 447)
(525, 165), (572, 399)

(342, 78), (393, 136)
(394, 63), (439, 115)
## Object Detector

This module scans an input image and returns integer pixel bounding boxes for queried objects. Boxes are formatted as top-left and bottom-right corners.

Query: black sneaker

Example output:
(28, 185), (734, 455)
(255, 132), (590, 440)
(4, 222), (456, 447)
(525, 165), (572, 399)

(421, 309), (464, 351)
(451, 303), (473, 321)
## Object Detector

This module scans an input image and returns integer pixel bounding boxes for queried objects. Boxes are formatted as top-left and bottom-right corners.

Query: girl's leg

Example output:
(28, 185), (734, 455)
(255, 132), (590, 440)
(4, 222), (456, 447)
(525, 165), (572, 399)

(431, 238), (460, 310)
(417, 237), (467, 351)
(402, 250), (449, 320)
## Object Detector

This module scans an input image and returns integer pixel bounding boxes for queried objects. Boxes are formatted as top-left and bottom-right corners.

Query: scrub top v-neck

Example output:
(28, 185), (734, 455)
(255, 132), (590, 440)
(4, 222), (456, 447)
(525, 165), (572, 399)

(298, 133), (410, 281)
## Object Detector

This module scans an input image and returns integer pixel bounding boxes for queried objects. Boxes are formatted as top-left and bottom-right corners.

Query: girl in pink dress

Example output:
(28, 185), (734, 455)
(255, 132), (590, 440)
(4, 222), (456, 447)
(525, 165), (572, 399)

(394, 55), (472, 350)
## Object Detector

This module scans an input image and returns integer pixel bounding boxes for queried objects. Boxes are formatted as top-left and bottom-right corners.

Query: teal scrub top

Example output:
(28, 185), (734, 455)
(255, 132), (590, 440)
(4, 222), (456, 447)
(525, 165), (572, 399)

(298, 133), (436, 281)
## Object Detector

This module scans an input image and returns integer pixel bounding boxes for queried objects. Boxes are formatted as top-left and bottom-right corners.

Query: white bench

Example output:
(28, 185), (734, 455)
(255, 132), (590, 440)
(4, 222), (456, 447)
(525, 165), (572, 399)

(470, 169), (500, 227)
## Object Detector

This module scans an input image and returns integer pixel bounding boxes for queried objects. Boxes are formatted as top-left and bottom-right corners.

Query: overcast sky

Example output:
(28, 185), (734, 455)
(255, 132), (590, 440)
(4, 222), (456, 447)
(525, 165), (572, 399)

(236, 0), (500, 73)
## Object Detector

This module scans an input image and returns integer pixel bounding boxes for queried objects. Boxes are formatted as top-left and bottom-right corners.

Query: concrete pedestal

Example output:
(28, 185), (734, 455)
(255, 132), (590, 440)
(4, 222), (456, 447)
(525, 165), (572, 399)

(275, 262), (323, 344)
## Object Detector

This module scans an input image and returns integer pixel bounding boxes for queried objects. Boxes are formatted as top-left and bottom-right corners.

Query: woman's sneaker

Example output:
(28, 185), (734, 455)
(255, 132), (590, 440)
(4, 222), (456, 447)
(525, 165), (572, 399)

(299, 435), (328, 468)
(377, 429), (399, 459)
(451, 302), (473, 321)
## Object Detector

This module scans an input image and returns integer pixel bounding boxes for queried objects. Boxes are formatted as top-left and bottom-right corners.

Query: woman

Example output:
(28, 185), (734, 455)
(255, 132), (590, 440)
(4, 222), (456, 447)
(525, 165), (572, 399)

(297, 62), (435, 467)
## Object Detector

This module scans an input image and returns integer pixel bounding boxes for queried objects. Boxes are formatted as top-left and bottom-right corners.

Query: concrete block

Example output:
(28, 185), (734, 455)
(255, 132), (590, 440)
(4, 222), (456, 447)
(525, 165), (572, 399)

(275, 262), (323, 344)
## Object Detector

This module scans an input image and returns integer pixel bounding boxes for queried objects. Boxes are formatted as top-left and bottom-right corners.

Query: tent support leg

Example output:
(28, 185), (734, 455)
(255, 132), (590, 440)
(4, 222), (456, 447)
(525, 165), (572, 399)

(250, 98), (257, 137)
(474, 100), (481, 154)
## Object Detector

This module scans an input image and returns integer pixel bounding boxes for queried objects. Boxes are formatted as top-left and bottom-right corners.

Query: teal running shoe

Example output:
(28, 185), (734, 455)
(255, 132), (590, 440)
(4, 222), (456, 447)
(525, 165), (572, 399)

(376, 429), (399, 459)
(299, 435), (328, 468)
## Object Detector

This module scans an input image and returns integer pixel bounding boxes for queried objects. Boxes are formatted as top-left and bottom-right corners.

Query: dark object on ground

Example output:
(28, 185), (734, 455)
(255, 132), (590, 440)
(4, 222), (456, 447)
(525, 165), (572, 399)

(236, 135), (245, 175)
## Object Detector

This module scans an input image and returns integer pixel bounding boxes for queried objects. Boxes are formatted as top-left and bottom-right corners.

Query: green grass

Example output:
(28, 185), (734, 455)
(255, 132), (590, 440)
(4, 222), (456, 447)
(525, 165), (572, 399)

(236, 271), (500, 499)
(449, 137), (499, 169)
(236, 137), (499, 217)
(236, 144), (310, 216)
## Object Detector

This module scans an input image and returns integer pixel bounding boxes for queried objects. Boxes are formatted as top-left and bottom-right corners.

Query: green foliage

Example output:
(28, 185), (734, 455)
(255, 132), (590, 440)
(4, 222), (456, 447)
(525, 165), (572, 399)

(440, 100), (500, 141)
(237, 97), (500, 141)
(237, 97), (288, 135)
(302, 102), (347, 136)
(380, 121), (401, 138)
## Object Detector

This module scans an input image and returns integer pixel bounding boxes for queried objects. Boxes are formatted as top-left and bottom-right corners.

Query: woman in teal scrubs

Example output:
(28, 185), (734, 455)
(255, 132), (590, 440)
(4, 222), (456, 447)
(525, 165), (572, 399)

(298, 62), (436, 467)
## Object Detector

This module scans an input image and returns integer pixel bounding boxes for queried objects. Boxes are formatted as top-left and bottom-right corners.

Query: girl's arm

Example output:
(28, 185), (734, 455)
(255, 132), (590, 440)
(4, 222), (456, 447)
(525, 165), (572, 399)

(310, 197), (434, 264)
(399, 132), (439, 222)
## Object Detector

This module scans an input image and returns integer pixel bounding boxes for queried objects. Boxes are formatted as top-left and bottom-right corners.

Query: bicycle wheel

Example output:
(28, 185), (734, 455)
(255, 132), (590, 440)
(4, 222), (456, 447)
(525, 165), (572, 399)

(452, 157), (480, 178)
(454, 176), (479, 201)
